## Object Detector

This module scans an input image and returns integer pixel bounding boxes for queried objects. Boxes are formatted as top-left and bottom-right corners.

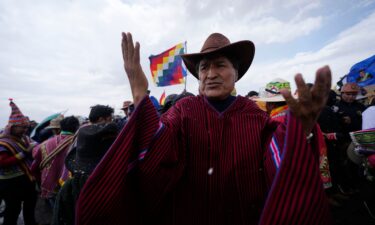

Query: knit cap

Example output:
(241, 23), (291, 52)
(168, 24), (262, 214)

(8, 98), (29, 126)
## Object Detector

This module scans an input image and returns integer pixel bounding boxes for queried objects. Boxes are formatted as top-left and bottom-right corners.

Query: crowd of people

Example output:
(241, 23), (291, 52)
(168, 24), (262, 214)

(0, 32), (374, 225)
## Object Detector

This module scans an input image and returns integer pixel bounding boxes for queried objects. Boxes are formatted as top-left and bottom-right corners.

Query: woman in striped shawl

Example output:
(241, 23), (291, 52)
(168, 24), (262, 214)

(0, 100), (37, 225)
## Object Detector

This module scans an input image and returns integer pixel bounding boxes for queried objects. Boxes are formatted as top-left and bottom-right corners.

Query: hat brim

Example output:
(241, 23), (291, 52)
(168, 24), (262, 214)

(255, 95), (286, 102)
(46, 125), (60, 129)
(180, 40), (255, 81)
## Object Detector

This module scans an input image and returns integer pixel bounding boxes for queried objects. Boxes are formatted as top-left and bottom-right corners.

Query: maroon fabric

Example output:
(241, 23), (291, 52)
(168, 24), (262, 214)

(0, 151), (20, 167)
(76, 96), (331, 225)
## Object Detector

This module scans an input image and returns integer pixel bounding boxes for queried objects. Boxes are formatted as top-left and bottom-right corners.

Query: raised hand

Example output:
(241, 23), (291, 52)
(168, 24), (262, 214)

(281, 66), (332, 135)
(121, 32), (149, 106)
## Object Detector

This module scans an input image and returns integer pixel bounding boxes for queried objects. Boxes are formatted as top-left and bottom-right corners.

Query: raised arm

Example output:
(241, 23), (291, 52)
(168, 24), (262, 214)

(121, 32), (149, 106)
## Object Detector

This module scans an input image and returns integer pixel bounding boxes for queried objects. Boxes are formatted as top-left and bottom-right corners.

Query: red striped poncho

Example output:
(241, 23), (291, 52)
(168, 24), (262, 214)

(76, 95), (331, 225)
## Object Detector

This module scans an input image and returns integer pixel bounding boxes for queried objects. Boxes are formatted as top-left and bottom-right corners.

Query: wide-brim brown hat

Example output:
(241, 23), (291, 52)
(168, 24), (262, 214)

(180, 33), (255, 81)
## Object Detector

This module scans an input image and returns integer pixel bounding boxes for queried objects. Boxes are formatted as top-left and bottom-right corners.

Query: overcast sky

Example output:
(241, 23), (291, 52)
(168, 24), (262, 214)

(1, 0), (375, 128)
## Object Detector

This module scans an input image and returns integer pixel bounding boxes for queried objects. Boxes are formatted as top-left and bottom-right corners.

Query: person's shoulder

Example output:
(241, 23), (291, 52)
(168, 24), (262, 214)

(178, 95), (199, 103)
(173, 95), (202, 109)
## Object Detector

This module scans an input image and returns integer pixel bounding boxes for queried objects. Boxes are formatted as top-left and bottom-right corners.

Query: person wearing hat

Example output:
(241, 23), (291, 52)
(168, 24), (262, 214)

(256, 78), (290, 122)
(336, 82), (366, 136)
(121, 100), (133, 118)
(117, 101), (134, 129)
(76, 33), (332, 225)
(330, 83), (366, 195)
(46, 115), (64, 136)
(0, 99), (37, 225)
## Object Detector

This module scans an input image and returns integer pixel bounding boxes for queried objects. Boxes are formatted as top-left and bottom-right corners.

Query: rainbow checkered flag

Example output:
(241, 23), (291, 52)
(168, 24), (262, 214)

(149, 42), (187, 87)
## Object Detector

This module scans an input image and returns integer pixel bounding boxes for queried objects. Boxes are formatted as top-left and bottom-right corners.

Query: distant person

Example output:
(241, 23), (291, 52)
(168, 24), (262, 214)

(334, 82), (366, 194)
(45, 115), (64, 136)
(256, 78), (289, 121)
(0, 100), (37, 225)
(117, 101), (134, 129)
(246, 90), (259, 99)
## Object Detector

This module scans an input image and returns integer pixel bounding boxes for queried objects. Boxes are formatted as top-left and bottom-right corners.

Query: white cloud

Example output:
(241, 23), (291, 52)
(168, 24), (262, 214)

(238, 11), (375, 93)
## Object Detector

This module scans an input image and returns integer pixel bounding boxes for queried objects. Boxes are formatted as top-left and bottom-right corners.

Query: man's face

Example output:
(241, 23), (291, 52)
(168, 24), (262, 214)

(341, 92), (357, 103)
(11, 125), (28, 137)
(198, 56), (237, 100)
(122, 108), (129, 117)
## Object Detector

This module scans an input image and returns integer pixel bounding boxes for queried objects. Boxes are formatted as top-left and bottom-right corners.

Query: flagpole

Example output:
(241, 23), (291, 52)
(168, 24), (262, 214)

(184, 41), (187, 92)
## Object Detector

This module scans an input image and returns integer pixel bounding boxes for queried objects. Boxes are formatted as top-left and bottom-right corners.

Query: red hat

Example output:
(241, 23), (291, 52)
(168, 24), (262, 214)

(8, 98), (29, 126)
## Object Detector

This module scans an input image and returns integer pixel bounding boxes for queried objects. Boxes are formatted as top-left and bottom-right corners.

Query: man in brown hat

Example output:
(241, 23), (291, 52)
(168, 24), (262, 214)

(76, 33), (332, 225)
(117, 100), (134, 129)
(121, 100), (133, 117)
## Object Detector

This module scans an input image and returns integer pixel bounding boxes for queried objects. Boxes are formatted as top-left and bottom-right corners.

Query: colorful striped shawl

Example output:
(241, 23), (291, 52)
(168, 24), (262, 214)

(0, 135), (34, 181)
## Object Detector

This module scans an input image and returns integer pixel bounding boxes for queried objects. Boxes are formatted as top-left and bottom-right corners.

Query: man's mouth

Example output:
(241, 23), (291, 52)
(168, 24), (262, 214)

(206, 82), (221, 88)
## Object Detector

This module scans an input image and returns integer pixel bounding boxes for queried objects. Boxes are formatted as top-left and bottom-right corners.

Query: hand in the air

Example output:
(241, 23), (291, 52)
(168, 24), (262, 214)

(281, 66), (332, 135)
(121, 32), (149, 106)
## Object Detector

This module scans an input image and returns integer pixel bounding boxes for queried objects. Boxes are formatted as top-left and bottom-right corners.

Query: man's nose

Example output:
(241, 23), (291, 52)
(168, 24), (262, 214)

(206, 65), (217, 79)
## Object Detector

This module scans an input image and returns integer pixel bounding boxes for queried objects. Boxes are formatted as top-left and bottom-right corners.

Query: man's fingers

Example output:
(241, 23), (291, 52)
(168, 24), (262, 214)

(295, 73), (311, 104)
(312, 66), (332, 96)
(121, 32), (128, 62)
(127, 32), (134, 60)
(281, 89), (298, 112)
(311, 65), (332, 105)
(134, 42), (140, 64)
(295, 73), (306, 90)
